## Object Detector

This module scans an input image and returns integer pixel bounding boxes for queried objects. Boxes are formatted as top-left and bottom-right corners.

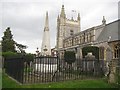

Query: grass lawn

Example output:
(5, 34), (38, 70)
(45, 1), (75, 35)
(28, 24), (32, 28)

(0, 69), (2, 89)
(2, 72), (118, 88)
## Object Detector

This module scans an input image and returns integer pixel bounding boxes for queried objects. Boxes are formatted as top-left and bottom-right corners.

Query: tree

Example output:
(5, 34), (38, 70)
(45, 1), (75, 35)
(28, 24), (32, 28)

(15, 43), (27, 54)
(64, 51), (76, 64)
(2, 27), (16, 52)
(64, 51), (76, 72)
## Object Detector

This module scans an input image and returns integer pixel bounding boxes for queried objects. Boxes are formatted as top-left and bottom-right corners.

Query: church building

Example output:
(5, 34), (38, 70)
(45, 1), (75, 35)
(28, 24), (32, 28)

(56, 5), (80, 49)
(56, 5), (120, 64)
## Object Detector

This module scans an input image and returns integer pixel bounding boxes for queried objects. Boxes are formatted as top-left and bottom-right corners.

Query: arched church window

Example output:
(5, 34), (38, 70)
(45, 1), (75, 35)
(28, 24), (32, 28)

(77, 36), (79, 44)
(75, 37), (78, 45)
(81, 35), (83, 44)
(74, 37), (76, 45)
(87, 34), (89, 42)
(114, 43), (120, 59)
(80, 36), (81, 44)
(83, 33), (85, 43)
(85, 34), (88, 43)
(88, 33), (91, 42)
(99, 47), (104, 60)
(70, 30), (74, 36)
(89, 33), (92, 42)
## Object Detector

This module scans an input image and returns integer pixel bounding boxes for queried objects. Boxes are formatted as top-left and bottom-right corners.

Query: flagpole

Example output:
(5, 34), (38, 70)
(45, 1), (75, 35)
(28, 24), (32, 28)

(71, 10), (76, 20)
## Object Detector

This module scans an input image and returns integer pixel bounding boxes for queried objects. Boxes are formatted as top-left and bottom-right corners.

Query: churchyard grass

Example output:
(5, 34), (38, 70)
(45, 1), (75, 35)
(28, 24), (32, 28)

(2, 72), (117, 88)
(0, 69), (2, 89)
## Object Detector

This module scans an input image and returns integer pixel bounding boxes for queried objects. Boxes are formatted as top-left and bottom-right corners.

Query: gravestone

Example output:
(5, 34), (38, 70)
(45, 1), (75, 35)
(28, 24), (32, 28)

(108, 60), (117, 84)
(84, 52), (95, 72)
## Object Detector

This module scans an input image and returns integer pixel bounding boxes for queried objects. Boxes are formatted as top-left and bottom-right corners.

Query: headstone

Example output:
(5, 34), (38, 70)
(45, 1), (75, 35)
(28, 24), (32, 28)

(104, 62), (110, 77)
(84, 52), (95, 72)
(85, 52), (95, 60)
(108, 60), (117, 83)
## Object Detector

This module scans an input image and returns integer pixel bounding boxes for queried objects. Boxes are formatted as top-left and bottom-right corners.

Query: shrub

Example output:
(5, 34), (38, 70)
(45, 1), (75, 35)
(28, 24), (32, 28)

(2, 52), (34, 68)
(24, 53), (34, 62)
(2, 51), (22, 59)
(64, 51), (76, 64)
(2, 52), (34, 62)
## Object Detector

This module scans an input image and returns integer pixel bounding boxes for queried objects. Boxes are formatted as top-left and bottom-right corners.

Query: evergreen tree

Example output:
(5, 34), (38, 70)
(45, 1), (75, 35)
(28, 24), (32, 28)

(64, 51), (76, 64)
(2, 27), (16, 52)
(15, 43), (27, 54)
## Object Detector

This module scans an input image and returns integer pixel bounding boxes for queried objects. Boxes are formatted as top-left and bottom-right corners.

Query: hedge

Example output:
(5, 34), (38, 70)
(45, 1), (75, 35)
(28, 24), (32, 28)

(64, 51), (76, 64)
(2, 51), (34, 60)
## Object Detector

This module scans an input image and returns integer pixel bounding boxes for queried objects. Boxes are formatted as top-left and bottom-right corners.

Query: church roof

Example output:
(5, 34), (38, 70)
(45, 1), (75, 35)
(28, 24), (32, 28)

(97, 19), (120, 42)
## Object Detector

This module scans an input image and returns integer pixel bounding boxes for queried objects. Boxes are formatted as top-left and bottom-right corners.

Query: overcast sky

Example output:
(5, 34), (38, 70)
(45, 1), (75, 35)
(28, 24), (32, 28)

(0, 0), (119, 53)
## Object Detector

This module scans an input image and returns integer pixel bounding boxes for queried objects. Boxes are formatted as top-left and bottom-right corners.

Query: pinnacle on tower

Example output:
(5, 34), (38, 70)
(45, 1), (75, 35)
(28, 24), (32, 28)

(77, 13), (80, 21)
(57, 15), (59, 21)
(60, 5), (66, 18)
(102, 16), (106, 25)
(44, 11), (49, 31)
(71, 17), (74, 20)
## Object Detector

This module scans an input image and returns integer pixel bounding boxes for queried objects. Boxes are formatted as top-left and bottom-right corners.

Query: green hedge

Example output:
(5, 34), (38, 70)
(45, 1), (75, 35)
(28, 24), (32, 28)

(2, 51), (34, 61)
(64, 51), (76, 64)
(2, 51), (22, 59)
(2, 52), (34, 69)
(24, 53), (34, 62)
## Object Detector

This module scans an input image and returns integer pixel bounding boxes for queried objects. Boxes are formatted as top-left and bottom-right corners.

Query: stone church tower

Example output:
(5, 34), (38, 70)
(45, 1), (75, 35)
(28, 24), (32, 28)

(41, 12), (51, 56)
(56, 5), (81, 50)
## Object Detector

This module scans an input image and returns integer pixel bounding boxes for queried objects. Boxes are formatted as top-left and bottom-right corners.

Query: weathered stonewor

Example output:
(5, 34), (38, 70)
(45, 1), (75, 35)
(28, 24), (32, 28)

(108, 59), (118, 84)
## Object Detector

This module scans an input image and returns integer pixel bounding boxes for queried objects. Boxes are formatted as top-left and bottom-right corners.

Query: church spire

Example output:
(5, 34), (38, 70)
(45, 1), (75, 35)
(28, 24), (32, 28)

(60, 5), (66, 18)
(44, 11), (49, 31)
(102, 16), (106, 25)
(77, 13), (80, 21)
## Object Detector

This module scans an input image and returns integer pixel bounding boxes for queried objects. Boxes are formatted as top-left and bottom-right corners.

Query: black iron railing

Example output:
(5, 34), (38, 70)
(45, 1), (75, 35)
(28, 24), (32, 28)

(4, 57), (105, 84)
